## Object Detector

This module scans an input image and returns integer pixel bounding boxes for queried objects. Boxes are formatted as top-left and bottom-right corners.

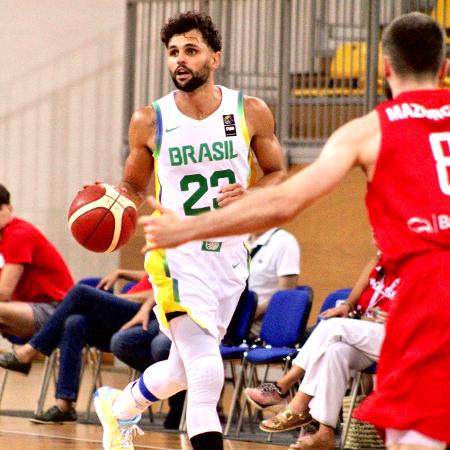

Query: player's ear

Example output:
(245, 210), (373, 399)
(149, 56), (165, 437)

(438, 58), (450, 82)
(381, 54), (392, 79)
(211, 51), (221, 70)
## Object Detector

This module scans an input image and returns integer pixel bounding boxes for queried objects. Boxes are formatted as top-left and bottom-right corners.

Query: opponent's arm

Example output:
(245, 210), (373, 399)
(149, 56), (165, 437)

(217, 97), (286, 207)
(120, 107), (156, 208)
(142, 111), (380, 249)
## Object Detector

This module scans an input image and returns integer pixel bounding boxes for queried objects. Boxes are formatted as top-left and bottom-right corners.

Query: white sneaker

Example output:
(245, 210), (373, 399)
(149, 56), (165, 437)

(94, 386), (143, 449)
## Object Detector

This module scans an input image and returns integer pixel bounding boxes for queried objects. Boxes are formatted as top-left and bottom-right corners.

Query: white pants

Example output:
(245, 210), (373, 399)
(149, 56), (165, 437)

(294, 318), (385, 427)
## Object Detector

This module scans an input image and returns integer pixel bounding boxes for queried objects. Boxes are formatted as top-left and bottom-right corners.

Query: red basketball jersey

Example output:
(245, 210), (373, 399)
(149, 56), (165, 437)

(367, 89), (450, 267)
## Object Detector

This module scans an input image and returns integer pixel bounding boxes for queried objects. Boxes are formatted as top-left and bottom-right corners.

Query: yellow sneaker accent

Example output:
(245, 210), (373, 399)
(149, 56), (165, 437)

(94, 386), (143, 450)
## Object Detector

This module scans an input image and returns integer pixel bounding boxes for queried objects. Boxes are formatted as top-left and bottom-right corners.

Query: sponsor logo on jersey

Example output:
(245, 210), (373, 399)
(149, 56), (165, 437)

(223, 114), (237, 136)
(385, 102), (450, 122)
(407, 214), (450, 234)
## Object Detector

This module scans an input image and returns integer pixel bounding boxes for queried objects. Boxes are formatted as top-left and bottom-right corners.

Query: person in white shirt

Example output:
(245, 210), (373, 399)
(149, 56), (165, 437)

(248, 227), (300, 337)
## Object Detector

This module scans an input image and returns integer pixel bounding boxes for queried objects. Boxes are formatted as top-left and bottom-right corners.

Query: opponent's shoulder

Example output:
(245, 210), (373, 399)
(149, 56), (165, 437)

(331, 110), (380, 147)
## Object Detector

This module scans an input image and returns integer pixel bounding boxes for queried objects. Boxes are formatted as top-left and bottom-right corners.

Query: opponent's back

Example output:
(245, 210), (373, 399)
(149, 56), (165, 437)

(367, 89), (450, 265)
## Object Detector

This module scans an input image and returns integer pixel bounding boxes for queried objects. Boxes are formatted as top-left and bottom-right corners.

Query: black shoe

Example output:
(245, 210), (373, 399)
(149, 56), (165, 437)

(0, 352), (31, 375)
(30, 405), (77, 424)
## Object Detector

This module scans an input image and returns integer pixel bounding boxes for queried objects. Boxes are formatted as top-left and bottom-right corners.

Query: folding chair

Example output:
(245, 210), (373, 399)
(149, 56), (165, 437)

(229, 288), (312, 437)
(0, 335), (58, 416)
(341, 363), (379, 449)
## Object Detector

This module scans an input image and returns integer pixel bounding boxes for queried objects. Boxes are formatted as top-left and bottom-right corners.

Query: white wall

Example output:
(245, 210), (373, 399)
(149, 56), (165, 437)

(0, 0), (127, 280)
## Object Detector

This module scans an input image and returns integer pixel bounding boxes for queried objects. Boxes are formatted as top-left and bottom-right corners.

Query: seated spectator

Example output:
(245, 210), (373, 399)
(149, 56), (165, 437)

(248, 227), (300, 337)
(0, 268), (155, 423)
(0, 184), (73, 339)
(245, 252), (399, 450)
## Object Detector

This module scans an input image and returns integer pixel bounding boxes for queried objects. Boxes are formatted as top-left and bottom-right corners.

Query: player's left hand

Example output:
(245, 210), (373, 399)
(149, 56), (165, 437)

(139, 196), (191, 251)
(217, 183), (247, 207)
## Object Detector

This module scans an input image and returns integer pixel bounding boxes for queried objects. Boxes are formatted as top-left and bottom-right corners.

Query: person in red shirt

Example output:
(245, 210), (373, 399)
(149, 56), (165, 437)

(141, 12), (450, 450)
(0, 184), (73, 339)
(245, 252), (398, 449)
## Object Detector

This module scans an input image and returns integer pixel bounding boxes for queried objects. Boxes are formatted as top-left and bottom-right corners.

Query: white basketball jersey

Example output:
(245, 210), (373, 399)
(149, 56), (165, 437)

(152, 85), (255, 249)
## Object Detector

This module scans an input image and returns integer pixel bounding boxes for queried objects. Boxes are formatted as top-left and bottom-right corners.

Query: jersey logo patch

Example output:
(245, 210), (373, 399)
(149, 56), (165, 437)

(201, 241), (222, 252)
(165, 125), (181, 133)
(223, 114), (236, 136)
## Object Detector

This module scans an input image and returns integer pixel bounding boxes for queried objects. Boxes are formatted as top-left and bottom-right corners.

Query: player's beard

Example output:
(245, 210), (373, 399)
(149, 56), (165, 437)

(171, 64), (210, 92)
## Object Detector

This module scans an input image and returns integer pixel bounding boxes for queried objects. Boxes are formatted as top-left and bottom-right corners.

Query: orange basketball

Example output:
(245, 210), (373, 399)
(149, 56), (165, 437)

(68, 183), (137, 253)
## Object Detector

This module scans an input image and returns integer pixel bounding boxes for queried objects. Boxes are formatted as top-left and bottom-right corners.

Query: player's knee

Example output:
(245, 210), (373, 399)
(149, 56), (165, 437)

(142, 360), (187, 399)
(187, 354), (224, 402)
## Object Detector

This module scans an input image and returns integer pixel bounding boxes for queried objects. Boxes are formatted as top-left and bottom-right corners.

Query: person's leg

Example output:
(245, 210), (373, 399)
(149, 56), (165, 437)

(110, 322), (160, 373)
(98, 315), (224, 450)
(169, 315), (224, 450)
(150, 332), (186, 430)
(26, 285), (140, 356)
(30, 313), (89, 423)
(0, 302), (37, 338)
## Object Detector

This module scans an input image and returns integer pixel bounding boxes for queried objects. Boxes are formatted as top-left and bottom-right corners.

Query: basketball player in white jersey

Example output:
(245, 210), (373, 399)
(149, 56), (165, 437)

(94, 11), (286, 450)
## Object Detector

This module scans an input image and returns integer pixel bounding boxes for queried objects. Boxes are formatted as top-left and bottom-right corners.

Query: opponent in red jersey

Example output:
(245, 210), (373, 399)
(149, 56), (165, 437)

(139, 12), (450, 450)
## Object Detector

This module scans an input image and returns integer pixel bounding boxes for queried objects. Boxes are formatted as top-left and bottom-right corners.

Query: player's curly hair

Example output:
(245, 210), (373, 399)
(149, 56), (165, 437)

(0, 185), (10, 206)
(161, 11), (222, 52)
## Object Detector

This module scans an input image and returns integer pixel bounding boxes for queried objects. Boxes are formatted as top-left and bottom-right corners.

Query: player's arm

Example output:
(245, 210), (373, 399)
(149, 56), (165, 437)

(245, 96), (287, 187)
(217, 97), (286, 207)
(0, 264), (24, 302)
(142, 111), (380, 248)
(120, 107), (156, 208)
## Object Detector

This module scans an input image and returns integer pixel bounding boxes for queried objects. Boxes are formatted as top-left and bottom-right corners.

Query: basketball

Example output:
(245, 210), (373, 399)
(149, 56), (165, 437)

(68, 183), (138, 253)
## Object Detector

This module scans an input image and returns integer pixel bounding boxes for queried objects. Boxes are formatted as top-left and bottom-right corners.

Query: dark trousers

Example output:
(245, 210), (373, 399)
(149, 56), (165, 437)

(29, 284), (143, 401)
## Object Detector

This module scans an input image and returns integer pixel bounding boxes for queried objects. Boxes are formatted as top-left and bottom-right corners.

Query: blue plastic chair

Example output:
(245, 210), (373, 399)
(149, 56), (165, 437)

(318, 288), (352, 320)
(228, 288), (313, 436)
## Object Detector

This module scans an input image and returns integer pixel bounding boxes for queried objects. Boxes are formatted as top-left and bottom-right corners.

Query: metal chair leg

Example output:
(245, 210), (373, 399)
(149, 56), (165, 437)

(0, 370), (9, 409)
(224, 359), (246, 436)
(178, 392), (188, 432)
(341, 371), (362, 449)
(85, 349), (103, 420)
(236, 364), (256, 437)
(34, 351), (58, 415)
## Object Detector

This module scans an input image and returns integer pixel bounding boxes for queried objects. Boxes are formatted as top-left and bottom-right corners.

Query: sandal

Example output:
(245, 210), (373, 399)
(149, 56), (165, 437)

(259, 408), (313, 433)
